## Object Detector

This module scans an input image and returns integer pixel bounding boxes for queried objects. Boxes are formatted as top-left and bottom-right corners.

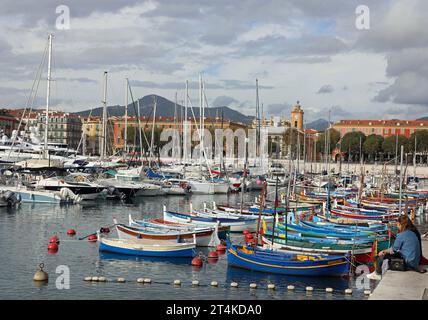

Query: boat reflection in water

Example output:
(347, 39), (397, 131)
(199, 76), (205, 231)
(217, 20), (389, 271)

(225, 264), (351, 292)
(99, 251), (194, 266)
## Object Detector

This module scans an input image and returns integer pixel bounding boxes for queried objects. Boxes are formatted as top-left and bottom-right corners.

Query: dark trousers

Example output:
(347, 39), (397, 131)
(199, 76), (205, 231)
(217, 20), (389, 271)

(375, 252), (403, 274)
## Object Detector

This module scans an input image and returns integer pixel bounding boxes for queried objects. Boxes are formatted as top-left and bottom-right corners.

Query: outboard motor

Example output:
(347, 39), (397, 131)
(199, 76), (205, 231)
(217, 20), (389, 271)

(2, 190), (21, 207)
(107, 186), (125, 200)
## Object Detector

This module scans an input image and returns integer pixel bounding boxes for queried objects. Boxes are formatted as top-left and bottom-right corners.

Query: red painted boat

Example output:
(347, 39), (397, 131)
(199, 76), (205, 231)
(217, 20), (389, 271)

(329, 208), (397, 221)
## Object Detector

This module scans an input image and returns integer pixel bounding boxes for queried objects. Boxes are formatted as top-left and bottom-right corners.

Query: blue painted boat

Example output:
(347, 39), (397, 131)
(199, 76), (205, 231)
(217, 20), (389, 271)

(227, 241), (350, 276)
(98, 234), (196, 257)
(163, 209), (259, 232)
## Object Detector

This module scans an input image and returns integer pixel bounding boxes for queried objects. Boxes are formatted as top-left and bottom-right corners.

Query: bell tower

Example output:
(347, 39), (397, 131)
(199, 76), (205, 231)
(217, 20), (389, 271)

(291, 101), (304, 131)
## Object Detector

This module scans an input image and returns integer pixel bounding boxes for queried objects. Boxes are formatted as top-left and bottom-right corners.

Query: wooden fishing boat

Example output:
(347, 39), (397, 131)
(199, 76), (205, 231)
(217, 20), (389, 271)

(98, 234), (196, 257)
(163, 208), (260, 232)
(227, 241), (350, 276)
(142, 218), (231, 239)
(277, 220), (384, 240)
(329, 208), (398, 221)
(260, 236), (374, 264)
(115, 222), (220, 247)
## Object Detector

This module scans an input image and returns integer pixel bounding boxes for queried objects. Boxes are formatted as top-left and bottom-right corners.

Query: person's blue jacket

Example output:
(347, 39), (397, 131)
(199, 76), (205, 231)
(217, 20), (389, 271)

(392, 230), (421, 269)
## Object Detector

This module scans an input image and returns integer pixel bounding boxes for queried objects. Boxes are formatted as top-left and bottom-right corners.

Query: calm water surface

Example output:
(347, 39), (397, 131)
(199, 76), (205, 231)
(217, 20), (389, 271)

(0, 188), (426, 300)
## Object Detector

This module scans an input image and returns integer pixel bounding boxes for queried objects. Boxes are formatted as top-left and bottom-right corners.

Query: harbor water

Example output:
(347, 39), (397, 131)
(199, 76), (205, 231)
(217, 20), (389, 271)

(0, 189), (427, 300)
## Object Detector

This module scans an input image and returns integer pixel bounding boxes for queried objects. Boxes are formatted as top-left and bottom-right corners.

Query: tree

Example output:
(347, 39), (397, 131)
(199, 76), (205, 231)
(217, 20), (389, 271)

(382, 135), (410, 157)
(340, 131), (366, 161)
(315, 128), (340, 154)
(363, 134), (383, 161)
(283, 128), (304, 159)
(409, 130), (428, 154)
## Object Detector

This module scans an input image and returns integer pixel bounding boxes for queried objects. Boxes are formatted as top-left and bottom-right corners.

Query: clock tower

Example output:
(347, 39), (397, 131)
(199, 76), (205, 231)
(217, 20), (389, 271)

(291, 101), (304, 131)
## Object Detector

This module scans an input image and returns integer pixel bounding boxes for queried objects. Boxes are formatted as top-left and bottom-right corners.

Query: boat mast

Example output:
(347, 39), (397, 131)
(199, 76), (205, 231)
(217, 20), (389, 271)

(124, 78), (129, 155)
(398, 145), (404, 214)
(100, 71), (108, 161)
(270, 175), (279, 250)
(137, 99), (143, 163)
(199, 74), (203, 176)
(173, 91), (177, 163)
(256, 79), (261, 167)
(44, 33), (53, 160)
(413, 134), (417, 179)
(184, 80), (189, 165)
(149, 95), (157, 168)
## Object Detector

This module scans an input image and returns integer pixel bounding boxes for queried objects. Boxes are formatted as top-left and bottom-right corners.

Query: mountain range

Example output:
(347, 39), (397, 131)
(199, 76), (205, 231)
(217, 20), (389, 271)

(75, 94), (339, 131)
(76, 94), (255, 125)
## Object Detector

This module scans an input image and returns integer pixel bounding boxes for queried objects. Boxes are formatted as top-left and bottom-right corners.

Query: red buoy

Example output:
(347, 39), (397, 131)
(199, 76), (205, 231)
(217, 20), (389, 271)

(67, 229), (76, 236)
(208, 251), (219, 259)
(49, 235), (60, 244)
(243, 229), (250, 235)
(47, 243), (58, 252)
(216, 244), (227, 253)
(244, 233), (253, 241)
(88, 234), (98, 242)
(191, 256), (203, 267)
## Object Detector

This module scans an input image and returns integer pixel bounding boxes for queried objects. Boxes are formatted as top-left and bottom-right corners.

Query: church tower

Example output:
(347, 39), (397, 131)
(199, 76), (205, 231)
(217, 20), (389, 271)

(291, 101), (304, 131)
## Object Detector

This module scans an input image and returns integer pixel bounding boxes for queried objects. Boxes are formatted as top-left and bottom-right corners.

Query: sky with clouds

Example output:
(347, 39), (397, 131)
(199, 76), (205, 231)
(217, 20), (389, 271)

(0, 0), (427, 122)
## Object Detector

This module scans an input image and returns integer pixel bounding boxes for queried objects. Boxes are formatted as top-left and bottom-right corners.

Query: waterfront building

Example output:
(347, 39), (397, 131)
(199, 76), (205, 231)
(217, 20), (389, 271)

(0, 110), (19, 136)
(333, 119), (428, 138)
(3, 109), (82, 149)
(110, 116), (248, 153)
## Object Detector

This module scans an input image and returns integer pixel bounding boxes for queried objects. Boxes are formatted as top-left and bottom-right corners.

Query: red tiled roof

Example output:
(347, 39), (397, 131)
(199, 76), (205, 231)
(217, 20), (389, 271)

(334, 119), (428, 127)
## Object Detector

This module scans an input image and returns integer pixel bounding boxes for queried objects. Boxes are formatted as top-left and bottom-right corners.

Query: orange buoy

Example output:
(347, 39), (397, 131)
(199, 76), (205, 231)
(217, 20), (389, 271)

(47, 243), (58, 253)
(208, 251), (219, 259)
(88, 234), (97, 242)
(49, 235), (60, 244)
(67, 229), (76, 236)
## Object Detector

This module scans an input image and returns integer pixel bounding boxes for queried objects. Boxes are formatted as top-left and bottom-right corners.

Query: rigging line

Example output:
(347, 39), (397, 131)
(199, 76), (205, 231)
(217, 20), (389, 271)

(7, 40), (49, 160)
(186, 90), (212, 179)
(127, 86), (152, 166)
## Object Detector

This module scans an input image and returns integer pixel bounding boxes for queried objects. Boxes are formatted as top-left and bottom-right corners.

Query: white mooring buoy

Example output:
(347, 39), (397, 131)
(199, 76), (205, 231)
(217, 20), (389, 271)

(250, 283), (257, 289)
(192, 280), (199, 286)
(117, 278), (126, 283)
(267, 284), (275, 290)
(326, 288), (334, 293)
(211, 281), (218, 287)
(230, 282), (238, 288)
(174, 279), (181, 286)
(287, 285), (295, 291)
(33, 263), (49, 282)
(345, 288), (353, 295)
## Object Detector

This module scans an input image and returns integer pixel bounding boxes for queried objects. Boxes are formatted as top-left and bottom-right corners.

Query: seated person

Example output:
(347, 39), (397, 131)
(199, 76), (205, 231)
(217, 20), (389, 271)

(367, 214), (421, 280)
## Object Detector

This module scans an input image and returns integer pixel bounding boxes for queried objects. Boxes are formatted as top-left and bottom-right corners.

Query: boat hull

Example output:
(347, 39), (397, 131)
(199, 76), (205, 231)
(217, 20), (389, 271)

(227, 245), (349, 276)
(116, 224), (218, 247)
(99, 238), (196, 257)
